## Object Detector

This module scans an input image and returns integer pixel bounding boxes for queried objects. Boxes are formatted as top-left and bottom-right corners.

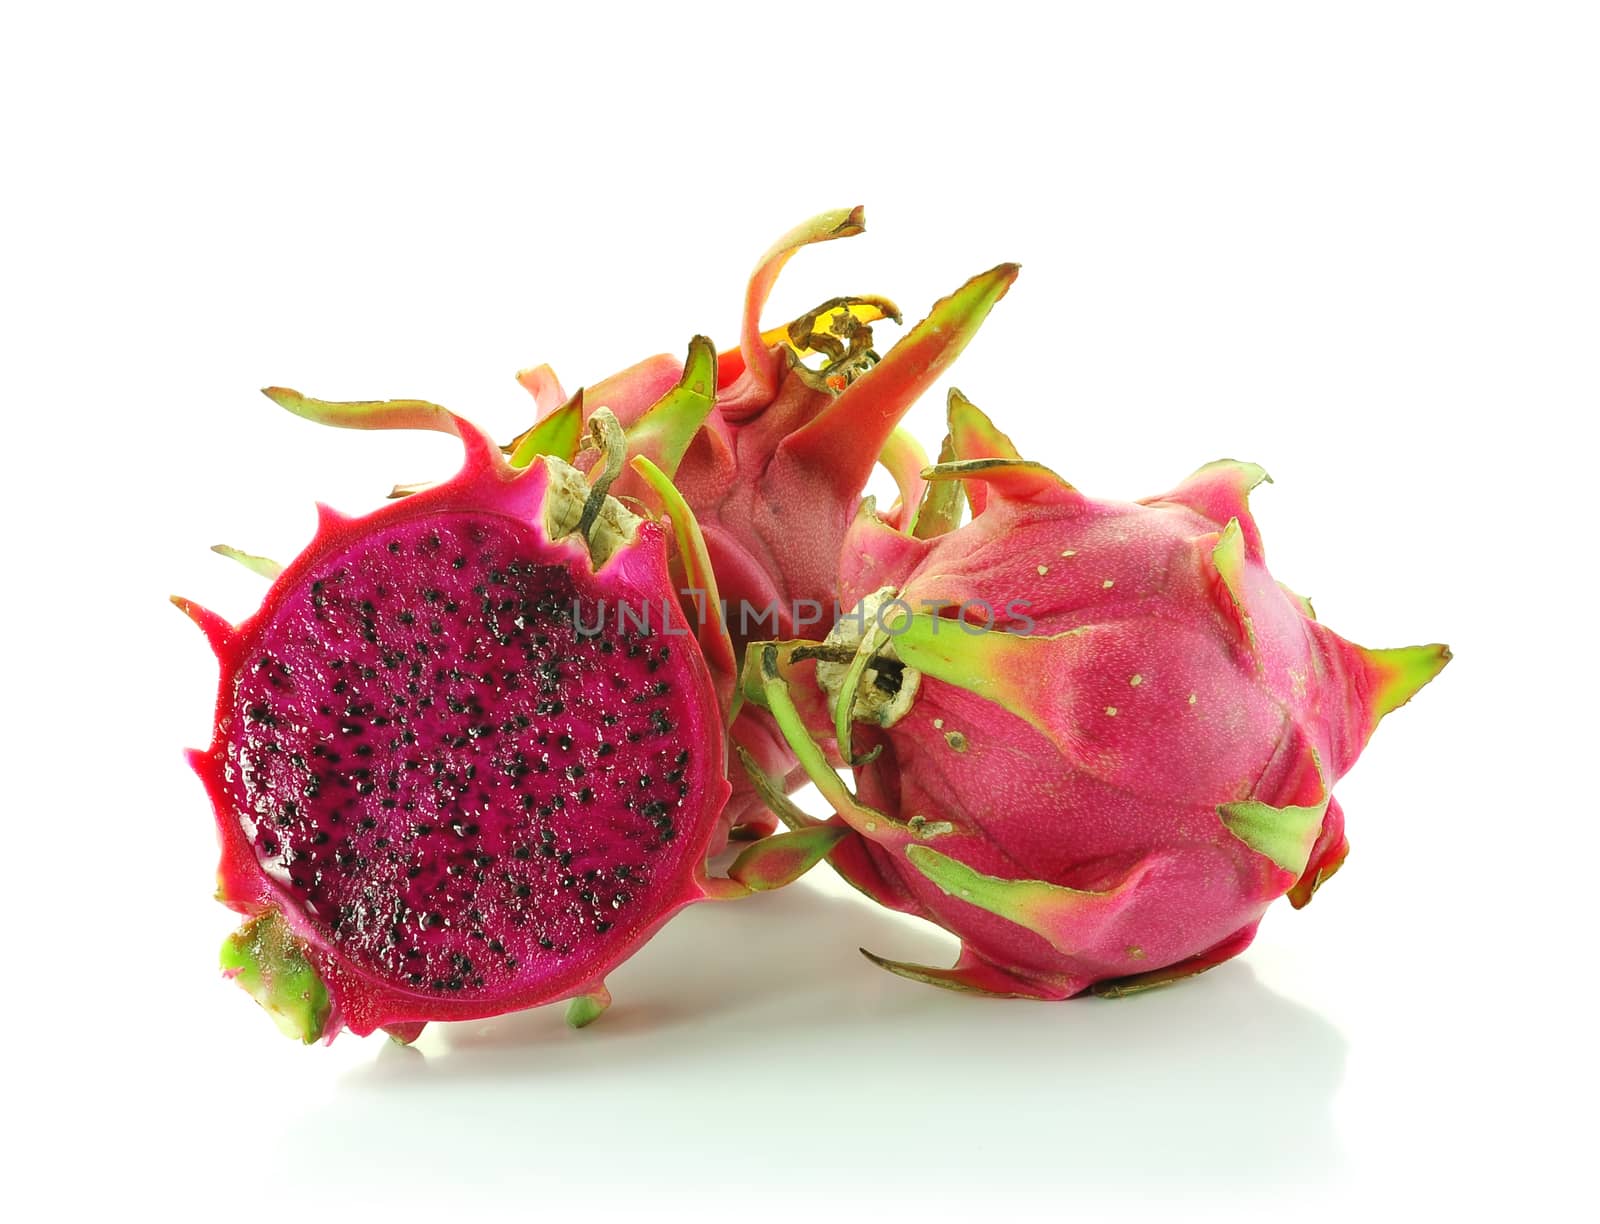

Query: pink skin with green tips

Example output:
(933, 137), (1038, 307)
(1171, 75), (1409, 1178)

(512, 208), (1018, 842)
(747, 391), (1450, 999)
(178, 395), (840, 1044)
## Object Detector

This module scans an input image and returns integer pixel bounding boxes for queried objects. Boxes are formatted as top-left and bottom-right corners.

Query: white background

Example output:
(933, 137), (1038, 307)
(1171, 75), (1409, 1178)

(5, 3), (1595, 1217)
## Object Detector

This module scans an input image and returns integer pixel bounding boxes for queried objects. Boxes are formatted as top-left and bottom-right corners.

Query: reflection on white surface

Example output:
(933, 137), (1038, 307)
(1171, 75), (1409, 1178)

(269, 874), (1344, 1205)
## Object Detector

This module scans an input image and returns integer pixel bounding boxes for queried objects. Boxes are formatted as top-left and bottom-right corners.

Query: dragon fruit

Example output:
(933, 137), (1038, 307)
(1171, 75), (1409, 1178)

(511, 207), (1017, 840)
(178, 392), (840, 1043)
(744, 392), (1450, 999)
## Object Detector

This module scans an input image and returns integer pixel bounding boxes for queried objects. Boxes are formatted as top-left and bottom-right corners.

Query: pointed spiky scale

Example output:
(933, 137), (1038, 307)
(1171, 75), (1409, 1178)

(739, 206), (867, 398)
(219, 912), (331, 1044)
(874, 612), (1078, 748)
(734, 744), (821, 830)
(930, 389), (1079, 508)
(211, 544), (284, 580)
(576, 354), (686, 428)
(1288, 797), (1349, 908)
(1218, 780), (1329, 878)
(945, 387), (1022, 517)
(171, 595), (232, 655)
(922, 457), (1078, 508)
(780, 263), (1020, 504)
(910, 434), (966, 540)
(630, 454), (736, 716)
(876, 427), (931, 530)
(727, 825), (849, 892)
(514, 363), (568, 414)
(858, 946), (1067, 999)
(947, 387), (1022, 462)
(1360, 642), (1454, 731)
(262, 387), (463, 438)
(1089, 923), (1259, 998)
(1209, 517), (1261, 659)
(622, 336), (718, 480)
(565, 984), (612, 1029)
(1144, 459), (1272, 562)
(1280, 582), (1317, 620)
(506, 394), (582, 466)
(904, 845), (1151, 957)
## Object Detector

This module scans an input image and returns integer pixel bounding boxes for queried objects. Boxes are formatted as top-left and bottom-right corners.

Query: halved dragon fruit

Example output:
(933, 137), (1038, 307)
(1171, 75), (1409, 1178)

(179, 394), (839, 1043)
(511, 208), (1017, 840)
(743, 392), (1450, 999)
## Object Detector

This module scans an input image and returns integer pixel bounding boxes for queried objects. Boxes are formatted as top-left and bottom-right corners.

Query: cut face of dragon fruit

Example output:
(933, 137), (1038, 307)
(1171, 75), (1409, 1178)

(179, 395), (840, 1042)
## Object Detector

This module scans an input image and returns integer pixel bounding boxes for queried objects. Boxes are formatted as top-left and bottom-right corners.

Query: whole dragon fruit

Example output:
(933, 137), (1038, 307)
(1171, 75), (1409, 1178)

(744, 392), (1450, 999)
(511, 208), (1017, 840)
(178, 392), (839, 1043)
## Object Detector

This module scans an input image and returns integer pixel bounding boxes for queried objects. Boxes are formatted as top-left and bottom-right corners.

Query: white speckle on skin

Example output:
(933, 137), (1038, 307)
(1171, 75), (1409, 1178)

(1129, 674), (1143, 687)
(1188, 692), (1197, 705)
(1105, 706), (1118, 716)
(1102, 579), (1114, 589)
(933, 717), (944, 729)
(1037, 565), (1048, 576)
(1061, 549), (1077, 557)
